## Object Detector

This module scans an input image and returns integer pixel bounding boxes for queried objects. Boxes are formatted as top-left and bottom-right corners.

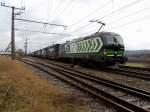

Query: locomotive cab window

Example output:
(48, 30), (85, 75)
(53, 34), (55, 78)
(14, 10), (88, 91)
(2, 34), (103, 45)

(102, 34), (124, 46)
(115, 35), (124, 46)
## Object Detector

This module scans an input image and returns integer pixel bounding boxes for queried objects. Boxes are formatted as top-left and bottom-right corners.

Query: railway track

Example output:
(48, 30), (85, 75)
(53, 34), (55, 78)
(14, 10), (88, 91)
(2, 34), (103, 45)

(119, 65), (150, 70)
(34, 57), (150, 81)
(104, 66), (150, 81)
(119, 65), (150, 74)
(20, 57), (150, 112)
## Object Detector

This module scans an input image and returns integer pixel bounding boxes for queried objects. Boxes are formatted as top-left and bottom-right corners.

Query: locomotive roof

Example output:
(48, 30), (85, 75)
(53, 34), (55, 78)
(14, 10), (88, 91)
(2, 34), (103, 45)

(31, 32), (121, 54)
(66, 31), (120, 43)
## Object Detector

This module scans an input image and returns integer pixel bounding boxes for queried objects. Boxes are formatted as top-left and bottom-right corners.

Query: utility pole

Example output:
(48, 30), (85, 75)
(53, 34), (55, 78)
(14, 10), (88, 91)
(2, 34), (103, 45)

(11, 6), (15, 59)
(24, 38), (28, 55)
(1, 2), (25, 60)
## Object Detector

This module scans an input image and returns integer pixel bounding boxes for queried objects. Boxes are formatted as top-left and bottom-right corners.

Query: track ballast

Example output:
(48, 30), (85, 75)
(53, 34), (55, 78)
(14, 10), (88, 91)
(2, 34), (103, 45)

(20, 57), (150, 112)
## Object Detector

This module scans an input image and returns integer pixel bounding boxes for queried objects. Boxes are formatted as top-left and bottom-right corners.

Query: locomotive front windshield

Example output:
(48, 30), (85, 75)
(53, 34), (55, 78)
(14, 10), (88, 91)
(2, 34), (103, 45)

(103, 34), (124, 46)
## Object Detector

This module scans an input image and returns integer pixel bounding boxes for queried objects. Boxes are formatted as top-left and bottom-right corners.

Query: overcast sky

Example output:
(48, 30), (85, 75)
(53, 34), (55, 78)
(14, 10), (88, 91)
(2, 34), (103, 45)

(0, 0), (150, 52)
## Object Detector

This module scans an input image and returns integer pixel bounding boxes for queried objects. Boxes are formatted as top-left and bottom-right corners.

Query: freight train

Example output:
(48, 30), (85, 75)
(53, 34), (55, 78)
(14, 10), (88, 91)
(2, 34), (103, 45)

(30, 32), (127, 65)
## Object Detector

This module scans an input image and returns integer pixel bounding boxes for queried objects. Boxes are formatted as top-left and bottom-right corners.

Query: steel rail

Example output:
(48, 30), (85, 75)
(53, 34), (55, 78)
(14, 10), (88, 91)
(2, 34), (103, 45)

(21, 58), (150, 112)
(30, 57), (150, 95)
(31, 58), (150, 98)
(119, 65), (150, 72)
(104, 67), (150, 81)
(21, 59), (132, 112)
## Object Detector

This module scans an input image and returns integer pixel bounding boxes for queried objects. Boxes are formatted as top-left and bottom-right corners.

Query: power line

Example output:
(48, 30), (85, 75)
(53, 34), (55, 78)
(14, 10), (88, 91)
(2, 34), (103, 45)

(70, 20), (101, 34)
(98, 0), (143, 21)
(69, 23), (92, 33)
(106, 13), (150, 30)
(49, 0), (60, 21)
(14, 18), (67, 28)
(15, 28), (71, 36)
(52, 0), (75, 22)
(107, 5), (150, 25)
(49, 0), (54, 19)
(20, 0), (23, 6)
(46, 0), (51, 21)
(70, 0), (143, 34)
(52, 0), (63, 18)
(1, 2), (25, 60)
(74, 5), (150, 34)
(51, 0), (65, 20)
(69, 0), (111, 27)
(75, 12), (150, 35)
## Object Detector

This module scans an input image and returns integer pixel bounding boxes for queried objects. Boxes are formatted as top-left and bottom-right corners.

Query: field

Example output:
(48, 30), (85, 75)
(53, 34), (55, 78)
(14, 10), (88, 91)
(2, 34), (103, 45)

(0, 56), (87, 112)
(124, 62), (149, 68)
(124, 58), (150, 68)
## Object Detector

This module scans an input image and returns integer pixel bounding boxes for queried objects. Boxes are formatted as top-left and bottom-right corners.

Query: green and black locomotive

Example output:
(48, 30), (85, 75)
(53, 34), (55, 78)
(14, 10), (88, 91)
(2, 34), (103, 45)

(31, 32), (127, 65)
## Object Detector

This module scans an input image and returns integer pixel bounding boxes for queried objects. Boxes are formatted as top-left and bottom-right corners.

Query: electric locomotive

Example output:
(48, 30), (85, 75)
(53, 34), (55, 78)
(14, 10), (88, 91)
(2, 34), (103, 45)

(31, 31), (127, 65)
(58, 32), (126, 64)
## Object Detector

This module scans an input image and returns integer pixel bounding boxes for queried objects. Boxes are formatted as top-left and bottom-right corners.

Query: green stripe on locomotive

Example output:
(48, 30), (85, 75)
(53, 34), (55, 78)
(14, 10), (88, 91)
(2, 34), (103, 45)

(66, 37), (103, 54)
(64, 36), (105, 59)
(105, 49), (124, 56)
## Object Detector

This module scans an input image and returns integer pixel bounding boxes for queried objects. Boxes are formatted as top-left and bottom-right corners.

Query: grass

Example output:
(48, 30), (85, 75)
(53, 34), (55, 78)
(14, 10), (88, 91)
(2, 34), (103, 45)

(124, 62), (148, 68)
(124, 60), (150, 68)
(123, 58), (150, 68)
(0, 56), (87, 112)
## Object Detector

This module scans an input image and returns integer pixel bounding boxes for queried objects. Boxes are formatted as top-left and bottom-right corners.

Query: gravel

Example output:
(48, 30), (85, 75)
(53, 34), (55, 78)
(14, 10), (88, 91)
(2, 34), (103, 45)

(20, 61), (117, 112)
(21, 57), (150, 111)
(41, 59), (150, 92)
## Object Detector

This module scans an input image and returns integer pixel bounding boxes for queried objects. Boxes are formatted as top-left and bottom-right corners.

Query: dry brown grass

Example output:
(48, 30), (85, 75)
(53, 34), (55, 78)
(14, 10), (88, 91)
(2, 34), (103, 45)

(0, 56), (87, 112)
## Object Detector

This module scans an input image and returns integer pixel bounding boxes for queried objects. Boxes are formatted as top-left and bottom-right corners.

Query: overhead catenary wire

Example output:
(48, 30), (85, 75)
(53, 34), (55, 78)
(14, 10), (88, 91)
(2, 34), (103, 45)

(20, 0), (23, 6)
(105, 13), (150, 30)
(46, 0), (51, 21)
(69, 0), (143, 34)
(49, 0), (63, 21)
(69, 0), (111, 27)
(2, 0), (148, 52)
(107, 5), (150, 25)
(15, 18), (67, 27)
(69, 0), (142, 32)
(50, 0), (54, 18)
(50, 0), (60, 20)
(52, 0), (63, 17)
(1, 2), (25, 60)
(51, 0), (69, 19)
(97, 0), (143, 21)
(70, 23), (92, 33)
(15, 28), (71, 36)
(52, 0), (75, 22)
(84, 5), (150, 33)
